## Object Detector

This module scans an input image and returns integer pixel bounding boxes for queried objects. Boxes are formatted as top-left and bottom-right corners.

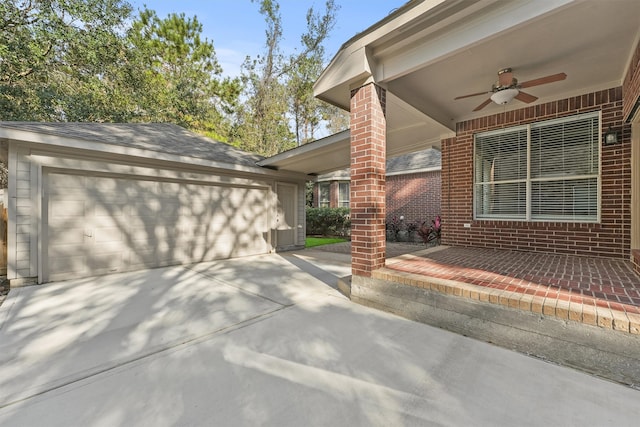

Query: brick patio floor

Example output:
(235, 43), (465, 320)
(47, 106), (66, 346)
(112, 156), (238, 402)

(379, 246), (640, 334)
(313, 242), (640, 334)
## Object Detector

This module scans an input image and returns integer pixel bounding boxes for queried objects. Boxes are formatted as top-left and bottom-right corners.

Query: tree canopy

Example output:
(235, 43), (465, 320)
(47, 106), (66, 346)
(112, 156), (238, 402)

(1, 0), (133, 120)
(0, 0), (346, 156)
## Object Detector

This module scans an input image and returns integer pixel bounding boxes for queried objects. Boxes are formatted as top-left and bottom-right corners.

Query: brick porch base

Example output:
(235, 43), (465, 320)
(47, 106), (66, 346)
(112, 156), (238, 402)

(377, 246), (640, 335)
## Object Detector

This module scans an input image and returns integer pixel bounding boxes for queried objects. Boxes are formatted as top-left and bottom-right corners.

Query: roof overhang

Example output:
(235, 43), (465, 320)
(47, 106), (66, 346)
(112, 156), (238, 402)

(258, 130), (351, 176)
(258, 91), (451, 175)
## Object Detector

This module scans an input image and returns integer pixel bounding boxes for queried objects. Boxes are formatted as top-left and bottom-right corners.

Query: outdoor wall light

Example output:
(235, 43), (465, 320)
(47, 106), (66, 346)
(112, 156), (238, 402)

(603, 127), (618, 145)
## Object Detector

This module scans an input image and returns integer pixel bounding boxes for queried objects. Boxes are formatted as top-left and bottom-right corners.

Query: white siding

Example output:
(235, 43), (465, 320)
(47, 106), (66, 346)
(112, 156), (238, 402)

(296, 183), (306, 245)
(14, 148), (34, 279)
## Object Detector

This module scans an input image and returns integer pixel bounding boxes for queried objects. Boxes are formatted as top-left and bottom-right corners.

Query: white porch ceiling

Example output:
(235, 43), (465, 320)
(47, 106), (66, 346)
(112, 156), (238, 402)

(381, 0), (640, 127)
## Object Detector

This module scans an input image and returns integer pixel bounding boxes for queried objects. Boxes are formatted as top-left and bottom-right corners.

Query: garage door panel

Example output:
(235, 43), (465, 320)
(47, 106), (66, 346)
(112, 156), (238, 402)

(128, 251), (182, 267)
(87, 252), (125, 273)
(46, 172), (270, 281)
(94, 227), (125, 244)
(158, 181), (180, 194)
(92, 210), (127, 230)
(144, 227), (171, 240)
(128, 227), (164, 243)
(187, 204), (212, 217)
(156, 249), (182, 265)
(128, 249), (159, 269)
(50, 200), (87, 219)
(158, 202), (180, 220)
(49, 228), (87, 245)
(131, 201), (161, 218)
(92, 176), (121, 190)
(127, 217), (151, 232)
(95, 203), (126, 218)
(49, 253), (88, 278)
(92, 242), (126, 256)
(49, 174), (87, 190)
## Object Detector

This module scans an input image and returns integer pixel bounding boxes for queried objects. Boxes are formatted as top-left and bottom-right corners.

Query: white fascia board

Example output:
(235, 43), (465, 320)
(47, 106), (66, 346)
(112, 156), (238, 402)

(313, 47), (372, 101)
(386, 166), (441, 177)
(0, 127), (310, 181)
(257, 130), (350, 167)
(376, 0), (574, 82)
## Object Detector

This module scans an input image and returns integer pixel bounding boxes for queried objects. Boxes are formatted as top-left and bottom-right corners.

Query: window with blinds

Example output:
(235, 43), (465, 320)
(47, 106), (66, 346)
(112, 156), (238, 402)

(318, 182), (330, 208)
(474, 112), (600, 222)
(338, 182), (350, 207)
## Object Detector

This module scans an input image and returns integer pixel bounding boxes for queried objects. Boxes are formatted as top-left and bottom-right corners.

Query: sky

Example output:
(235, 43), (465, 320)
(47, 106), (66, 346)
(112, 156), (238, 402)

(128, 1), (408, 77)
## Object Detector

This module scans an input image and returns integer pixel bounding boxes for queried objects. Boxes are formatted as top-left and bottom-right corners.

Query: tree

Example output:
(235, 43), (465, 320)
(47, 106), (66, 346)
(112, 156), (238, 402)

(125, 8), (242, 137)
(233, 0), (338, 156)
(287, 0), (338, 145)
(288, 51), (323, 145)
(0, 0), (133, 120)
(232, 0), (293, 156)
(322, 103), (350, 135)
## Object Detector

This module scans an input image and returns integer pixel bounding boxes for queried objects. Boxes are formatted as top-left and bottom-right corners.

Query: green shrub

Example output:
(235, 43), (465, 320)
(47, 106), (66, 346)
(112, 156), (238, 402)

(306, 207), (351, 237)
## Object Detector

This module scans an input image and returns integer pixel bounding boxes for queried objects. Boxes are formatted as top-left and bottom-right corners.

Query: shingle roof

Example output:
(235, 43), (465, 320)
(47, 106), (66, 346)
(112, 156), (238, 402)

(0, 122), (265, 168)
(386, 148), (441, 173)
(317, 148), (441, 181)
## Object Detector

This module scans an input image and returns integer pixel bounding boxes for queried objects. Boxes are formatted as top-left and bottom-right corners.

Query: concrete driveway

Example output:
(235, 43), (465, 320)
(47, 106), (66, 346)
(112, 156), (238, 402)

(0, 249), (638, 426)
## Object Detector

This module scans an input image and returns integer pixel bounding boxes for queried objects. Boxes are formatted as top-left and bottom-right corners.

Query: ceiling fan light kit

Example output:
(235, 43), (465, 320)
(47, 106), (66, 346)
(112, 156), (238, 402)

(490, 88), (519, 105)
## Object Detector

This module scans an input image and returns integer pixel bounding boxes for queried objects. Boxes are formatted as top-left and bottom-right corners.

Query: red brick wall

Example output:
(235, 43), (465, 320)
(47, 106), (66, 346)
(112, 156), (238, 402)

(442, 87), (632, 259)
(350, 83), (386, 277)
(386, 170), (441, 226)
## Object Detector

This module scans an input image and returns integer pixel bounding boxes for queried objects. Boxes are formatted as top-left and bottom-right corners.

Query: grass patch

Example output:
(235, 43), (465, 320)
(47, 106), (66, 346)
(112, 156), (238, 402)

(305, 237), (348, 248)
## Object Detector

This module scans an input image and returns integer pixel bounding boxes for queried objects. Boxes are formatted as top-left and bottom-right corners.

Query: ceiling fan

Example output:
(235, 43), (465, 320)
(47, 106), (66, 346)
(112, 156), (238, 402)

(454, 68), (567, 111)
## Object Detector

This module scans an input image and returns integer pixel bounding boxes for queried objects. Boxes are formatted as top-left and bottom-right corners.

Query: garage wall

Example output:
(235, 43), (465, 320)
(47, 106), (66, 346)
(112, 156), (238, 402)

(296, 183), (306, 245)
(6, 145), (36, 282)
(7, 143), (307, 284)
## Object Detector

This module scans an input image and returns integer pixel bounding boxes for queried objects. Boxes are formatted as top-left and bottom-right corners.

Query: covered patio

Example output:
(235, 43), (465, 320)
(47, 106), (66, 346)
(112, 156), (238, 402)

(263, 0), (640, 338)
(315, 242), (640, 334)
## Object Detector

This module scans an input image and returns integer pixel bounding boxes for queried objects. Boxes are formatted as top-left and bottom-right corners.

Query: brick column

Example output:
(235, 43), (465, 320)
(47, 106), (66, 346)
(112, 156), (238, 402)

(330, 180), (339, 208)
(350, 83), (386, 277)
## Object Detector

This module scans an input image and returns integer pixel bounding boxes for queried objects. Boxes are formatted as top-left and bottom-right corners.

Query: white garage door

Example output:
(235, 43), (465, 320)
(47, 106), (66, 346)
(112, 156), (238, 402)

(44, 172), (270, 282)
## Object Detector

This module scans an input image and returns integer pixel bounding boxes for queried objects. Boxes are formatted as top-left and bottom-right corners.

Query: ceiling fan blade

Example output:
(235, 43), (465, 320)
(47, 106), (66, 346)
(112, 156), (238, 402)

(473, 98), (493, 111)
(515, 91), (538, 103)
(519, 72), (567, 89)
(454, 91), (489, 100)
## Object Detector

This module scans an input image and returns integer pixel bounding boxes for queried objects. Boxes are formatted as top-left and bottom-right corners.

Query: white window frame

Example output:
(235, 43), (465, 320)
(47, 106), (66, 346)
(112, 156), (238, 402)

(338, 182), (350, 208)
(473, 111), (601, 223)
(318, 182), (330, 208)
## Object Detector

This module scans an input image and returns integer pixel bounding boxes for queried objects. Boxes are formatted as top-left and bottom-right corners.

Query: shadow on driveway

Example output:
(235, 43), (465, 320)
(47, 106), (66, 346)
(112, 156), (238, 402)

(0, 252), (638, 426)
